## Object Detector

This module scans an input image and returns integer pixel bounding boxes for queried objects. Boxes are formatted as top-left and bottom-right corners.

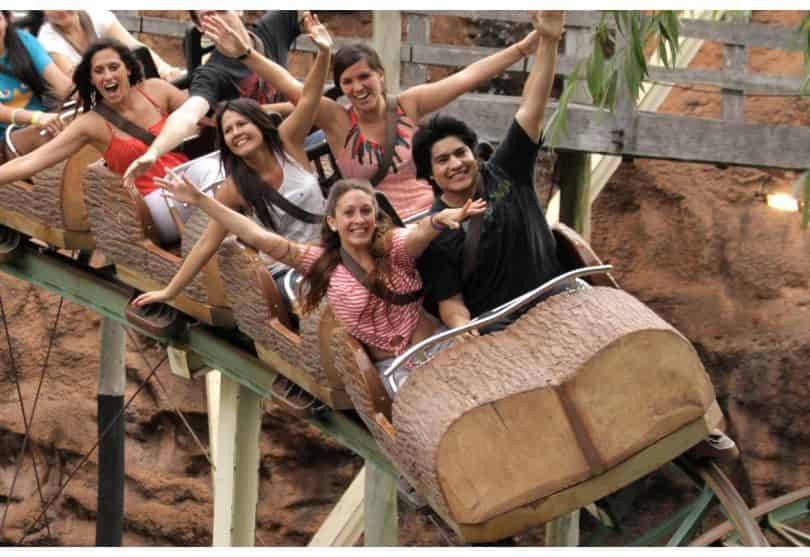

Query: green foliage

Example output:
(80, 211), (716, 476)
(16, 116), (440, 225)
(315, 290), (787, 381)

(545, 11), (682, 146)
(801, 15), (810, 95)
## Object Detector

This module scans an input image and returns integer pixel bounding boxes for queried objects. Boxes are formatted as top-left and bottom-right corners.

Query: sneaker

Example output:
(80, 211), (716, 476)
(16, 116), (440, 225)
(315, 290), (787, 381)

(686, 429), (740, 462)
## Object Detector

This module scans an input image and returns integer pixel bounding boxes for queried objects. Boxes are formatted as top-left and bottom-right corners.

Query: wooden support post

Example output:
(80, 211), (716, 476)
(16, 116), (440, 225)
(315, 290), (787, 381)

(206, 370), (221, 482)
(545, 509), (581, 546)
(721, 13), (748, 123)
(557, 27), (592, 239)
(212, 374), (262, 547)
(372, 11), (402, 94)
(309, 466), (366, 546)
(96, 317), (126, 546)
(402, 13), (429, 88)
(363, 460), (398, 546)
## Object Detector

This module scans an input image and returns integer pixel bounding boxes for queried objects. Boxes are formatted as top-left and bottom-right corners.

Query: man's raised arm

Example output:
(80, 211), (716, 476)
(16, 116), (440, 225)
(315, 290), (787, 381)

(514, 11), (565, 143)
(123, 96), (210, 187)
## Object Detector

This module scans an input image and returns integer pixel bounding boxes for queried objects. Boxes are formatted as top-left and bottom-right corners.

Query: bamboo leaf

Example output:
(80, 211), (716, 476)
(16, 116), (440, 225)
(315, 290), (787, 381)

(544, 61), (585, 149)
(587, 38), (606, 104)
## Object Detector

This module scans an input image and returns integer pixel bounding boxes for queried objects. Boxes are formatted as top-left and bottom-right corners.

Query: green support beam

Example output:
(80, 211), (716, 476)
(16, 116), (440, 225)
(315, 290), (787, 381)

(0, 243), (394, 474)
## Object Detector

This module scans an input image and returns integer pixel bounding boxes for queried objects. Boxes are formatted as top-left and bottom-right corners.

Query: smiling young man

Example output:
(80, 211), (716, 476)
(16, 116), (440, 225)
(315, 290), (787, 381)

(122, 10), (300, 187)
(413, 11), (566, 334)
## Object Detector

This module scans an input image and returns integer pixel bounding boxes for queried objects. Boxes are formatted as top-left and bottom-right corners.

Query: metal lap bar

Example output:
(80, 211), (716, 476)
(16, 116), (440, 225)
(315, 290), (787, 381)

(5, 101), (81, 156)
(383, 264), (612, 395)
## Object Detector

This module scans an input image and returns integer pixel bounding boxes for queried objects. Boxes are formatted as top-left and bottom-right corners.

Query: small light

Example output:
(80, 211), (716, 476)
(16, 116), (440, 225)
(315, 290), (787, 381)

(766, 193), (799, 213)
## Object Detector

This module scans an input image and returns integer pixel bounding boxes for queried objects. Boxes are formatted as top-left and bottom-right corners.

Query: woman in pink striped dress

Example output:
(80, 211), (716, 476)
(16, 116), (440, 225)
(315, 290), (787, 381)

(156, 174), (485, 393)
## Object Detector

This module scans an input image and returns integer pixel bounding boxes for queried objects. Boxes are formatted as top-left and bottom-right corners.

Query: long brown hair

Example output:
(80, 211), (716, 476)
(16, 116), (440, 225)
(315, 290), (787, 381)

(301, 179), (394, 314)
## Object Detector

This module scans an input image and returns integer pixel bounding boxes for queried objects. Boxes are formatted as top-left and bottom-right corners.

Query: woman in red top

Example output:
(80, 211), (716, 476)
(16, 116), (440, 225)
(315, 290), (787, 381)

(0, 38), (191, 243)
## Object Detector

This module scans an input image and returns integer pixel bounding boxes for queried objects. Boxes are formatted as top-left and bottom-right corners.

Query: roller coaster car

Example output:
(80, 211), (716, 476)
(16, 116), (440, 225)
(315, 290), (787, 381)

(83, 158), (234, 327)
(0, 123), (100, 250)
(217, 220), (723, 543)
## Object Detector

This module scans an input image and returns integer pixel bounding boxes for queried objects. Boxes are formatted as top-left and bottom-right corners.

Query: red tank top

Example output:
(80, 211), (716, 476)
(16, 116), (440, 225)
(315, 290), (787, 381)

(102, 88), (189, 197)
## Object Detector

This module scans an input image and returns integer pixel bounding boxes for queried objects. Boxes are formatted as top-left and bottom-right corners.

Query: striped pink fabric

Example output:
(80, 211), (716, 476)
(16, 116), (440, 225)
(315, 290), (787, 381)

(334, 103), (434, 220)
(298, 229), (423, 355)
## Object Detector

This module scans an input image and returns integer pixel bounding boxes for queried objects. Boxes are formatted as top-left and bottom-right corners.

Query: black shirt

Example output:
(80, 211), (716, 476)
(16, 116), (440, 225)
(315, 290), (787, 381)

(417, 119), (563, 330)
(189, 11), (300, 110)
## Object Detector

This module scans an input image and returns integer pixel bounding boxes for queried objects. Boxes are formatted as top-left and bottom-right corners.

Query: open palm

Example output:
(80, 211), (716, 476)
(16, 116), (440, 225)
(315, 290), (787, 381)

(302, 12), (333, 52)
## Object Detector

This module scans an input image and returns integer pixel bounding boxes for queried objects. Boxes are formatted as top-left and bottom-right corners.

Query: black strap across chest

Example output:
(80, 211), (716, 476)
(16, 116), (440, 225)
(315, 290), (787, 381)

(93, 102), (156, 146)
(368, 95), (399, 187)
(255, 172), (323, 224)
(339, 247), (423, 306)
(461, 181), (485, 280)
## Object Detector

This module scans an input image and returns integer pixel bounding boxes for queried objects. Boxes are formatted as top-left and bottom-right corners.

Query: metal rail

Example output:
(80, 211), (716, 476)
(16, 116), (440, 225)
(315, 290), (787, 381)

(383, 264), (611, 394)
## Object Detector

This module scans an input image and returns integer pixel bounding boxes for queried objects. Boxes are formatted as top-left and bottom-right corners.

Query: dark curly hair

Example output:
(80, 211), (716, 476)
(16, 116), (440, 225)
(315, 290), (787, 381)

(214, 97), (288, 231)
(301, 179), (395, 315)
(411, 113), (478, 197)
(0, 11), (50, 103)
(70, 38), (144, 113)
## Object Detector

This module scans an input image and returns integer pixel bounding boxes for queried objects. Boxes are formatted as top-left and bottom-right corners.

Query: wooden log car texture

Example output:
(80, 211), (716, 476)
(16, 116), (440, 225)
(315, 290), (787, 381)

(333, 286), (716, 531)
(0, 146), (99, 247)
(83, 162), (231, 325)
(215, 233), (353, 408)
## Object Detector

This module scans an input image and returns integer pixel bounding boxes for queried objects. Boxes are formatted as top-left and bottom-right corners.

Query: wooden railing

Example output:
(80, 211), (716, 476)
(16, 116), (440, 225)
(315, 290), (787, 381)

(116, 10), (810, 170)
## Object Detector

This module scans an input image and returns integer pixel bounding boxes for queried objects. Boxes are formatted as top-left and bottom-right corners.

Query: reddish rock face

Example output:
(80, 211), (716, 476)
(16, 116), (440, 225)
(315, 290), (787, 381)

(0, 10), (808, 547)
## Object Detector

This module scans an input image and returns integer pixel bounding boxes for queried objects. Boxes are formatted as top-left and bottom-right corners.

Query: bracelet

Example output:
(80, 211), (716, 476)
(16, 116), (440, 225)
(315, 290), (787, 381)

(30, 111), (43, 126)
(237, 46), (253, 61)
(429, 213), (447, 232)
(10, 108), (23, 126)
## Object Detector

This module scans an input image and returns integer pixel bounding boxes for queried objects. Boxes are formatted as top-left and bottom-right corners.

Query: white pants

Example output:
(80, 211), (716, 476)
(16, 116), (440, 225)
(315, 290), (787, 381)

(143, 152), (224, 245)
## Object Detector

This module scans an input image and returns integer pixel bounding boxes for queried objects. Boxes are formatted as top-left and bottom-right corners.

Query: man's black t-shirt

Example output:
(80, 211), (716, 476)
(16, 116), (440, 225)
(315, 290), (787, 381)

(189, 11), (300, 110)
(417, 119), (563, 328)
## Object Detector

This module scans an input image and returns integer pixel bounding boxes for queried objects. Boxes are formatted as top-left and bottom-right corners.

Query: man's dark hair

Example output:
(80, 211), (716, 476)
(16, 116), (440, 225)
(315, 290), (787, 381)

(411, 113), (478, 196)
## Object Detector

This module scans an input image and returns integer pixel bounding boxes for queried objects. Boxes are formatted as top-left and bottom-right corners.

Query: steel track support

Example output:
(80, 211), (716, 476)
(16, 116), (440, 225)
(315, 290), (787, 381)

(96, 317), (126, 546)
(212, 374), (262, 546)
(363, 460), (398, 546)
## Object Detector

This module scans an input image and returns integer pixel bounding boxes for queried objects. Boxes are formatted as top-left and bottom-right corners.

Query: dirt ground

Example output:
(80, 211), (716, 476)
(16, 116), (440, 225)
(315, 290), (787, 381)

(0, 10), (807, 547)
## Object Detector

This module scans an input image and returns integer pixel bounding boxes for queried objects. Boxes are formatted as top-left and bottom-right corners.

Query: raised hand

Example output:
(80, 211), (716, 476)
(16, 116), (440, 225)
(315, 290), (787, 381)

(200, 12), (250, 58)
(302, 12), (333, 53)
(532, 11), (565, 40)
(433, 198), (487, 230)
(154, 169), (203, 207)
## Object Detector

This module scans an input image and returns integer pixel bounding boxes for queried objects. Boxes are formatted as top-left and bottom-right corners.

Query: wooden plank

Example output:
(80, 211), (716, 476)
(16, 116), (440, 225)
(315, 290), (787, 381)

(373, 11), (402, 93)
(680, 17), (803, 51)
(439, 95), (810, 170)
(364, 460), (398, 546)
(722, 13), (749, 123)
(402, 13), (430, 88)
(309, 466), (365, 547)
(646, 66), (804, 96)
(0, 204), (95, 250)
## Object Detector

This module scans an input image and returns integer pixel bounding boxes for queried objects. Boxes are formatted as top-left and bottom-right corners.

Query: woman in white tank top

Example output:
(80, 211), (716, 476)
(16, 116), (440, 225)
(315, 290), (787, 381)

(132, 13), (332, 308)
